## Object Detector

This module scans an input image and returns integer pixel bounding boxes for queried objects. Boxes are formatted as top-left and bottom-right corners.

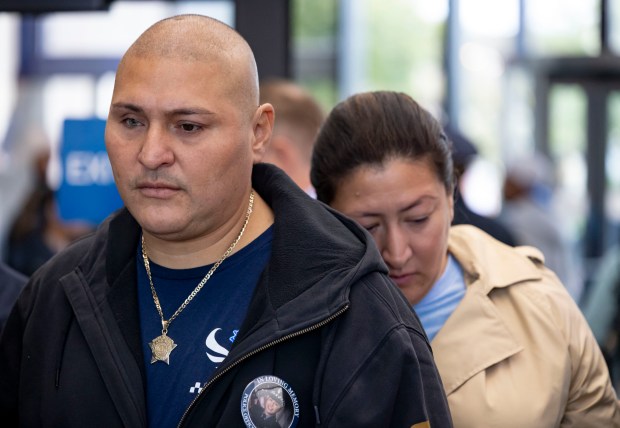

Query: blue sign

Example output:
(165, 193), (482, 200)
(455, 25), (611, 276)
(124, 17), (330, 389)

(57, 118), (123, 225)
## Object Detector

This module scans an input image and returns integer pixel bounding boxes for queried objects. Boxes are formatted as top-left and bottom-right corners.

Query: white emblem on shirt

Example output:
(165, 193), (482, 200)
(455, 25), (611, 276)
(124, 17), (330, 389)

(206, 328), (229, 363)
(189, 382), (203, 394)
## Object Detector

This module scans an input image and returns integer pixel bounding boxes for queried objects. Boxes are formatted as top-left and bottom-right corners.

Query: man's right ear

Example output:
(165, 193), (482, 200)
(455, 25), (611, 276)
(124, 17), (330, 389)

(251, 103), (275, 162)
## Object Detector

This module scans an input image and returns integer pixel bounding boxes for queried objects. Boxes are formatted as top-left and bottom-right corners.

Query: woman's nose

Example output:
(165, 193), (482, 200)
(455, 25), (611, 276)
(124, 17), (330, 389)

(380, 225), (412, 270)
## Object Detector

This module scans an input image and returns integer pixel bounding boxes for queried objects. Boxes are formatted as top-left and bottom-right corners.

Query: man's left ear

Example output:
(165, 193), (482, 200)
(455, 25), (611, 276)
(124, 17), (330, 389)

(251, 103), (275, 163)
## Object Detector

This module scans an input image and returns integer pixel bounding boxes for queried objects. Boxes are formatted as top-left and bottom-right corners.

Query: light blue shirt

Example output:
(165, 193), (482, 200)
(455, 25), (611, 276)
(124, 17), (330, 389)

(413, 254), (466, 341)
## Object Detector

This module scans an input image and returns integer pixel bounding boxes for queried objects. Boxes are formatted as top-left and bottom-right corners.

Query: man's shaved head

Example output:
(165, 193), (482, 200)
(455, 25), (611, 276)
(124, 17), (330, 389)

(117, 14), (259, 114)
(106, 13), (275, 245)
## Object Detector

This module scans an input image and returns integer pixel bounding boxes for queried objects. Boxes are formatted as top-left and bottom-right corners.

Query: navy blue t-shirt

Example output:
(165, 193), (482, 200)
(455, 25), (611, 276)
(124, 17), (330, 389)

(136, 226), (273, 428)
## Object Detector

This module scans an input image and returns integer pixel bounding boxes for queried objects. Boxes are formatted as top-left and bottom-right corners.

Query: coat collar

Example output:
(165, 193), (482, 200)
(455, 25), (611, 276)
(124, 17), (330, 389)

(431, 225), (544, 394)
(229, 163), (386, 357)
(448, 224), (544, 293)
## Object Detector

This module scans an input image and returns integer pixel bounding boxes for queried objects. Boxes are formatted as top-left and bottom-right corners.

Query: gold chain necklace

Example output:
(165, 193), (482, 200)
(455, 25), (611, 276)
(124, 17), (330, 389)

(141, 190), (254, 365)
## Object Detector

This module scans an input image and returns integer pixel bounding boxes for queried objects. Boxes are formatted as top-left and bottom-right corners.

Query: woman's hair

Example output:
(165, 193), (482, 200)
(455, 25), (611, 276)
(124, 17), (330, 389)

(311, 90), (454, 204)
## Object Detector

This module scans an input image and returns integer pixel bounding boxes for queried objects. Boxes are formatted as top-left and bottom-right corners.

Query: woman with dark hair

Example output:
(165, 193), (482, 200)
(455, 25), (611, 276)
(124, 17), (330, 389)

(311, 90), (619, 427)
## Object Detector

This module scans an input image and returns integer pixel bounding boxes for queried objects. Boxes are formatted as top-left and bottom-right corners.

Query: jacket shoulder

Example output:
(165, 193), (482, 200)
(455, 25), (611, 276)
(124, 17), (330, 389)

(317, 272), (452, 426)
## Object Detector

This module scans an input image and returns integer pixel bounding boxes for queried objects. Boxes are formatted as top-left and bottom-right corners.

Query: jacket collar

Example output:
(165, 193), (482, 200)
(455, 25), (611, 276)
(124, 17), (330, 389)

(229, 163), (387, 358)
(431, 225), (543, 394)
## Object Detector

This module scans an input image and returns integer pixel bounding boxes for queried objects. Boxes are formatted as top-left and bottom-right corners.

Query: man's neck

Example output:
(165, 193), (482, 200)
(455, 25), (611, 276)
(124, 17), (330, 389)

(142, 192), (274, 269)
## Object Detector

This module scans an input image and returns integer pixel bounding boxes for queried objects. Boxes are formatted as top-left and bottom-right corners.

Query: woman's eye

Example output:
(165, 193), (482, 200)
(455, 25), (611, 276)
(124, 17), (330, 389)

(408, 217), (428, 225)
(363, 224), (379, 233)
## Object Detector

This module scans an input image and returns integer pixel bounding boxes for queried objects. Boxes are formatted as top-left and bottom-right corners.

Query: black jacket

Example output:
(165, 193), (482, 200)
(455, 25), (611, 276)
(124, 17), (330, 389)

(0, 164), (452, 427)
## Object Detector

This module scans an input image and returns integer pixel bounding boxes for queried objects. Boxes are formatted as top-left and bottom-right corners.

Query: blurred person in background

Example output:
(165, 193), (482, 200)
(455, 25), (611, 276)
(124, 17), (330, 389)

(500, 152), (584, 302)
(311, 90), (620, 427)
(0, 262), (26, 333)
(445, 126), (517, 246)
(259, 78), (324, 197)
(582, 243), (620, 390)
(6, 149), (93, 276)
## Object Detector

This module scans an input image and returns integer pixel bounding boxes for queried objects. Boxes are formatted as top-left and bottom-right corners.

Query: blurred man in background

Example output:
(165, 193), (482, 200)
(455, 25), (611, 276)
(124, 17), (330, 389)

(446, 126), (516, 246)
(259, 78), (324, 197)
(0, 262), (26, 333)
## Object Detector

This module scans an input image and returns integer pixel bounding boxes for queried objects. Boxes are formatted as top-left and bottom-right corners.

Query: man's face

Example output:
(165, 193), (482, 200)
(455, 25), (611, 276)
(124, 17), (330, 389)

(105, 55), (259, 242)
(264, 396), (282, 415)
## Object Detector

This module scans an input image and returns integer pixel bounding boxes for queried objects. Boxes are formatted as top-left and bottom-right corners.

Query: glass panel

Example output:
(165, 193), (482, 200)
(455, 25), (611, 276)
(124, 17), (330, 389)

(531, 84), (589, 302)
(611, 0), (620, 55)
(457, 0), (520, 158)
(293, 0), (447, 114)
(0, 14), (19, 155)
(43, 74), (96, 188)
(460, 0), (520, 39)
(500, 66), (536, 160)
(363, 0), (447, 115)
(606, 93), (620, 241)
(291, 0), (339, 108)
(95, 71), (115, 119)
(548, 84), (588, 287)
(549, 84), (587, 158)
(525, 0), (600, 56)
(41, 1), (234, 58)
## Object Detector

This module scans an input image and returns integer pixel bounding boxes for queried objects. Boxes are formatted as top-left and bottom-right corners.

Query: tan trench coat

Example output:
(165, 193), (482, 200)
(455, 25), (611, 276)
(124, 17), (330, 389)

(432, 225), (620, 427)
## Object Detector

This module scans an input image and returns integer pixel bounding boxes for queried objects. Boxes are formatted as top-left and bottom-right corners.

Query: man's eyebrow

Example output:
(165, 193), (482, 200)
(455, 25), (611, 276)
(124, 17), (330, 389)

(109, 103), (215, 116)
(110, 102), (142, 113)
(168, 107), (215, 116)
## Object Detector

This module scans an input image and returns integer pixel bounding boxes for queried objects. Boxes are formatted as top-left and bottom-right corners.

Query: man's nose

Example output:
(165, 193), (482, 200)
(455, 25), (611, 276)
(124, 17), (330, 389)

(138, 125), (175, 169)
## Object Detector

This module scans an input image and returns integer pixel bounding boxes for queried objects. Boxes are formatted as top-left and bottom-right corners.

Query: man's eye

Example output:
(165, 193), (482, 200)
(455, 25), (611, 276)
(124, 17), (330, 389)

(123, 118), (142, 128)
(180, 123), (201, 132)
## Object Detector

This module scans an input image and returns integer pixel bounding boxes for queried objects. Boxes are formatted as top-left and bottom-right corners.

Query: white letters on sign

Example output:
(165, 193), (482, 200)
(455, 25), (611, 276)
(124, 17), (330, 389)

(65, 151), (114, 186)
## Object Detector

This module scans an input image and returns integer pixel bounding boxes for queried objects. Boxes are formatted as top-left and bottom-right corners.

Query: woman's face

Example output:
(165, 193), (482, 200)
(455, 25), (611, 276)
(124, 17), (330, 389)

(331, 157), (453, 305)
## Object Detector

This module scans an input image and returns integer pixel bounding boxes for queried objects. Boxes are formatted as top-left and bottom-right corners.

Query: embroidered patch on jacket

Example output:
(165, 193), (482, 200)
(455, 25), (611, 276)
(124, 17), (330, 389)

(241, 375), (299, 428)
(411, 421), (431, 428)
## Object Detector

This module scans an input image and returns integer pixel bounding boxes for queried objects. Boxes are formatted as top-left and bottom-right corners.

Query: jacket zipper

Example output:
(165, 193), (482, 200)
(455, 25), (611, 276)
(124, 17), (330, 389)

(176, 304), (350, 428)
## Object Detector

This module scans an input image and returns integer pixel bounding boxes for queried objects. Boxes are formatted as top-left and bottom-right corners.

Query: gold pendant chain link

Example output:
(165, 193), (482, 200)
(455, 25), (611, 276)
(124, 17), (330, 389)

(141, 190), (254, 363)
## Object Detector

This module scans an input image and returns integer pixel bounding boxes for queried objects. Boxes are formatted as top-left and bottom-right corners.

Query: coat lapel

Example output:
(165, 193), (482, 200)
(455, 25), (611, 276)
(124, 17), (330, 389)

(432, 225), (545, 395)
(431, 289), (523, 395)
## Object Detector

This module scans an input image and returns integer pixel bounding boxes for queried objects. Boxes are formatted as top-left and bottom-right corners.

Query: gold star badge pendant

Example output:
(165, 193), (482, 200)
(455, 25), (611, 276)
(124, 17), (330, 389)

(149, 334), (177, 365)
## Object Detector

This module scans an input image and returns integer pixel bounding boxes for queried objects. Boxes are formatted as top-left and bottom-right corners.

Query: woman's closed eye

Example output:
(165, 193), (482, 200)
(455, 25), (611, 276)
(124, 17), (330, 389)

(358, 222), (379, 233)
(407, 216), (429, 225)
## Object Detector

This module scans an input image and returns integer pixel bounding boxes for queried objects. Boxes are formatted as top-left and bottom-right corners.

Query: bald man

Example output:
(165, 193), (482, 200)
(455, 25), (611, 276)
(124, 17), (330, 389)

(0, 15), (452, 427)
(259, 79), (324, 196)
